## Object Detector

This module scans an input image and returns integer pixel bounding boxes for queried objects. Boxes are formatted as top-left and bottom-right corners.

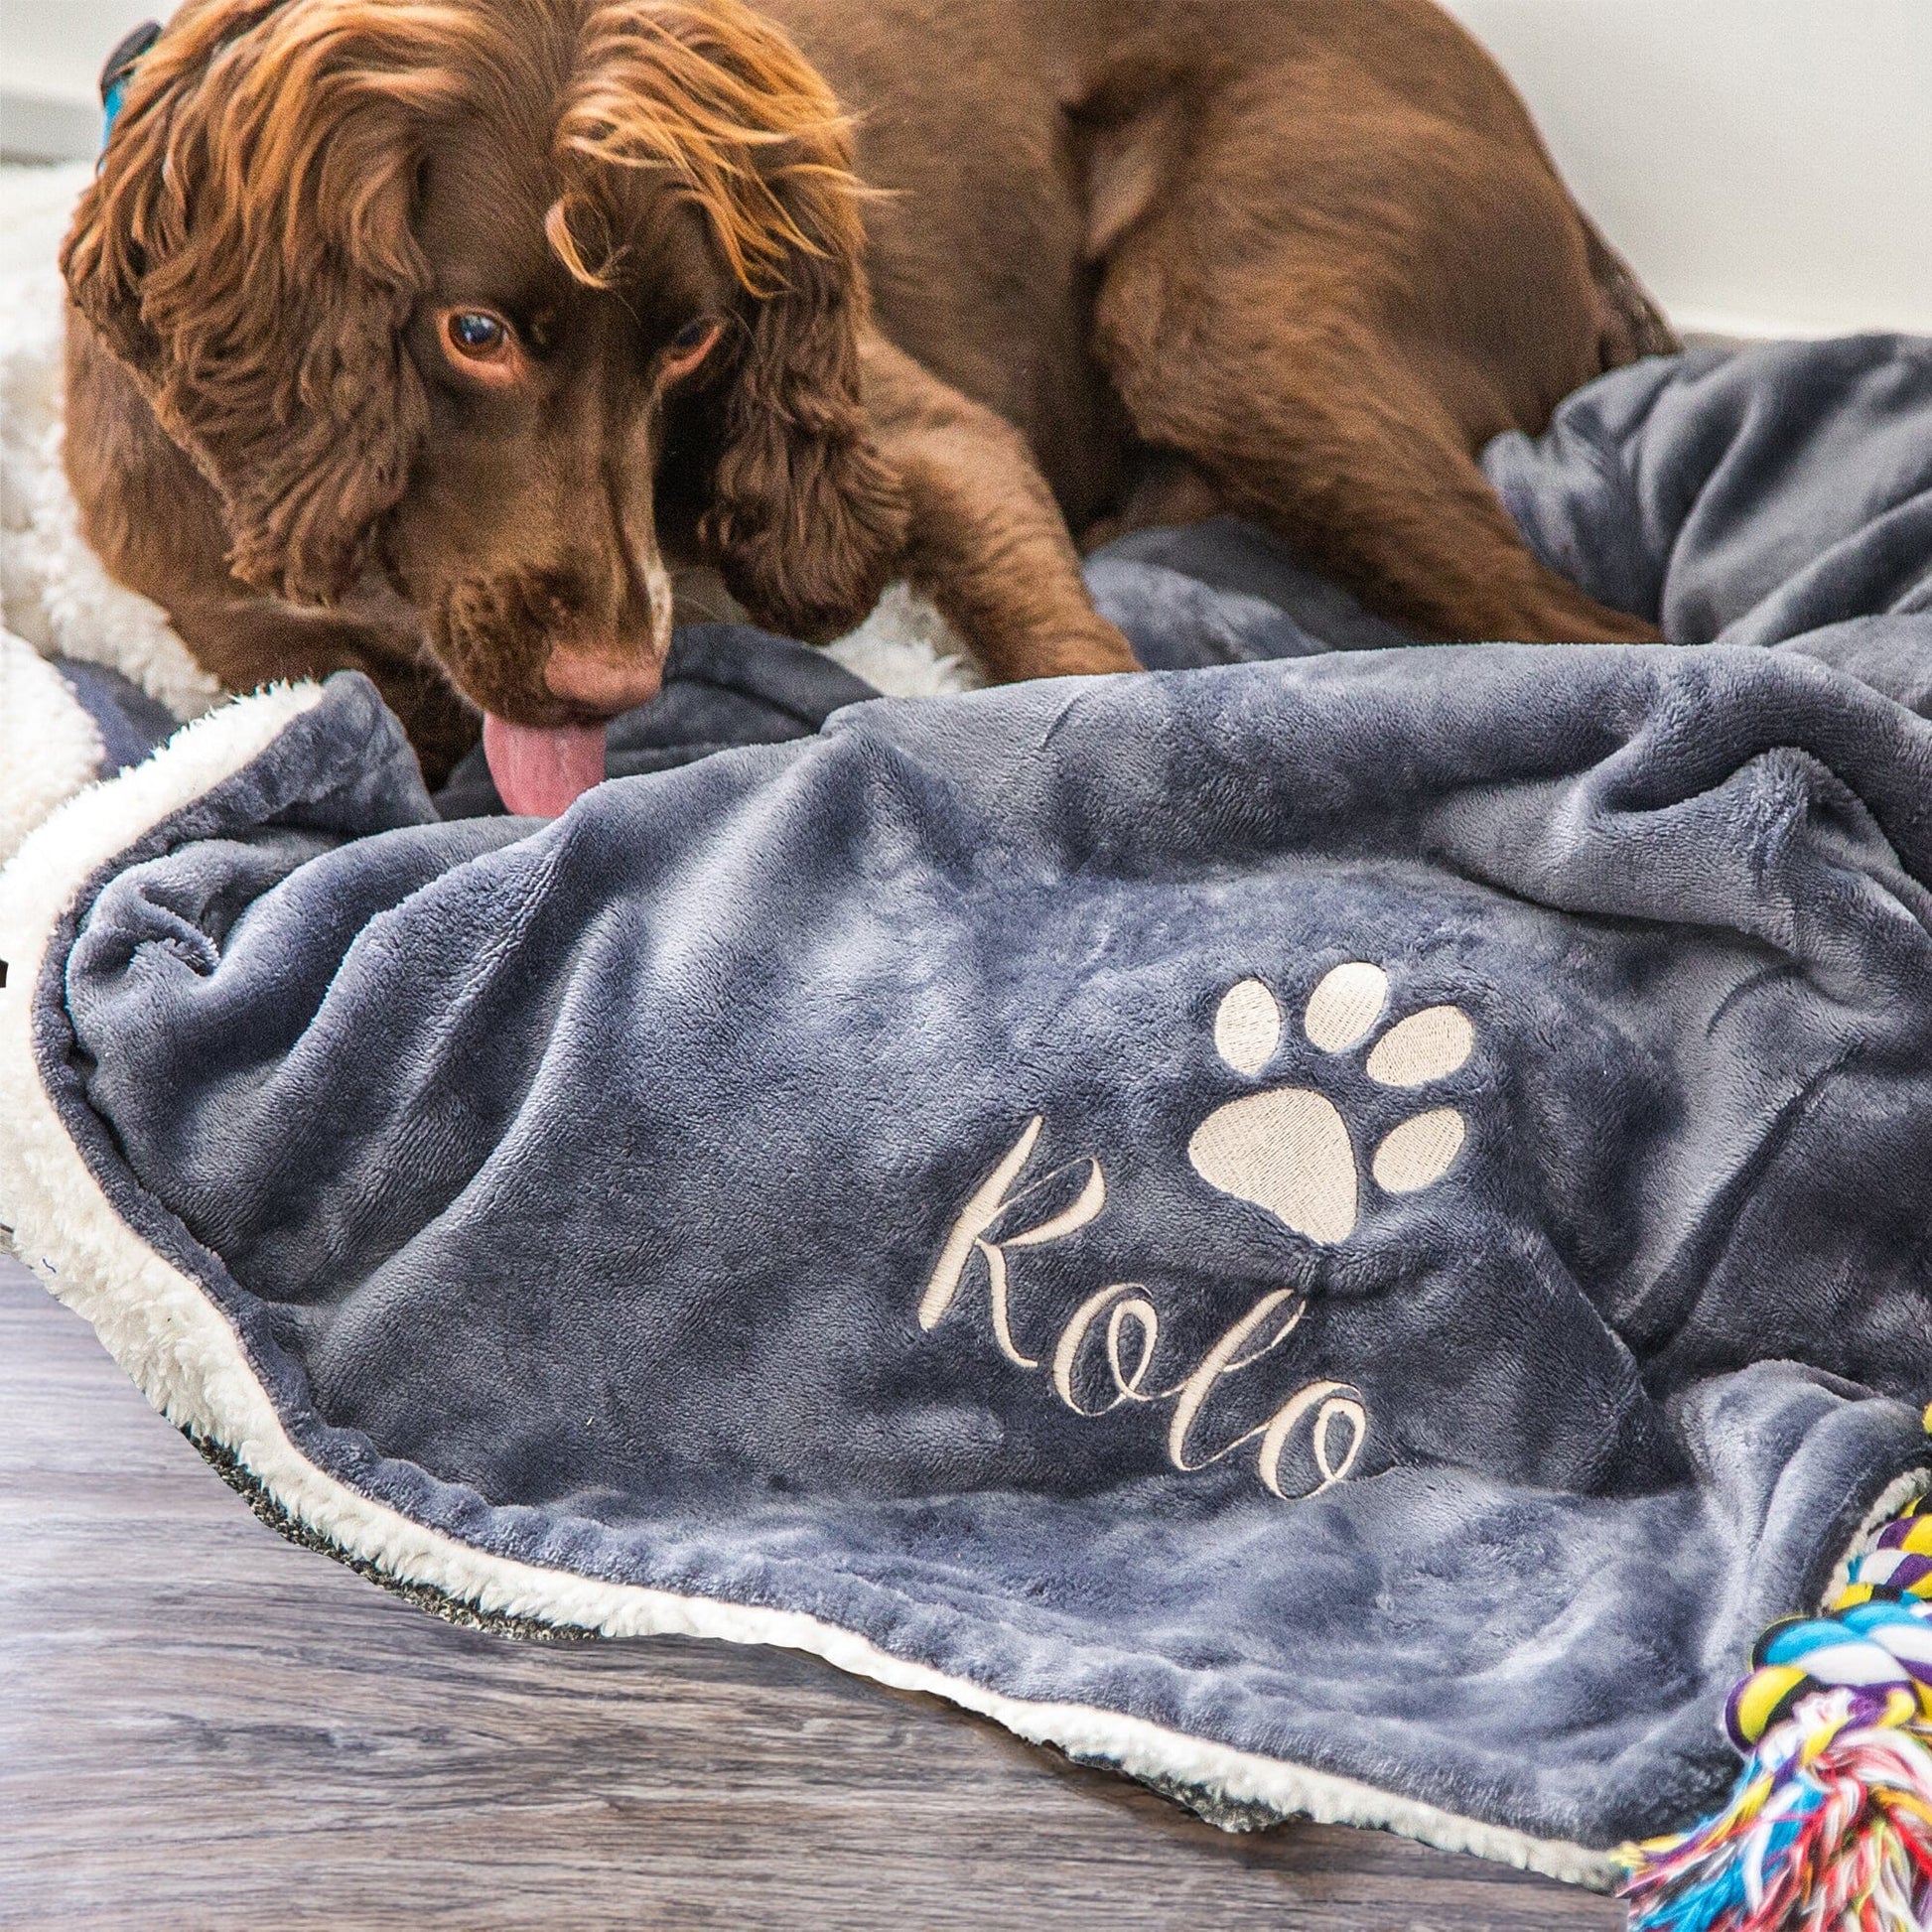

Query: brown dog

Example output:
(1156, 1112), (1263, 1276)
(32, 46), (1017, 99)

(63, 0), (1672, 808)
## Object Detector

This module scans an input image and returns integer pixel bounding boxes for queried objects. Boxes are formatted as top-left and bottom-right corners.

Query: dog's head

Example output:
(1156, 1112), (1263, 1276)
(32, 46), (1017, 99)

(64, 0), (905, 762)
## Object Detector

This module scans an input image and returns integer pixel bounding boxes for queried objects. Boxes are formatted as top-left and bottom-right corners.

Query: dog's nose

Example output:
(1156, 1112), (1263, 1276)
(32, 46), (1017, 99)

(543, 645), (664, 715)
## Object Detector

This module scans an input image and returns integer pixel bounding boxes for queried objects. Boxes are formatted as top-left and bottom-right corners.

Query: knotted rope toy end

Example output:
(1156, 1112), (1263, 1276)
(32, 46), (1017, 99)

(1618, 1493), (1932, 1931)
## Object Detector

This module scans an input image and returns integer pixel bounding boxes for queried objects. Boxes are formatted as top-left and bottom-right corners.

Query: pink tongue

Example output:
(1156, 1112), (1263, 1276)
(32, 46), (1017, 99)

(483, 714), (609, 818)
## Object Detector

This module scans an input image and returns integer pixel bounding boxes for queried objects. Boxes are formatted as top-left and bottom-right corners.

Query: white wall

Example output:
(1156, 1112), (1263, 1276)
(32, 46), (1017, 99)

(1, 0), (166, 158)
(4, 0), (1929, 337)
(5, 0), (163, 101)
(1440, 0), (1932, 338)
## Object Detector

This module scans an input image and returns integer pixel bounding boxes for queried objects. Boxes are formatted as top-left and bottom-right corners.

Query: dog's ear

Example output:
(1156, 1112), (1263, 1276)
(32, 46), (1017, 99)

(61, 1), (454, 606)
(701, 196), (907, 642)
(574, 0), (905, 640)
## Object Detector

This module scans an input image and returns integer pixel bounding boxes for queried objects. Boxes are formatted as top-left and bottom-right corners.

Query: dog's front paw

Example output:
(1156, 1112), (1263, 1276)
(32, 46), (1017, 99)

(969, 606), (1142, 683)
(1039, 615), (1142, 678)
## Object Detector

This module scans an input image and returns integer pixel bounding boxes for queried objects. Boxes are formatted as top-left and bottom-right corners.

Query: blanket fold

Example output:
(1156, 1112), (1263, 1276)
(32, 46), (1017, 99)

(8, 630), (1930, 1884)
(5, 337), (1932, 1900)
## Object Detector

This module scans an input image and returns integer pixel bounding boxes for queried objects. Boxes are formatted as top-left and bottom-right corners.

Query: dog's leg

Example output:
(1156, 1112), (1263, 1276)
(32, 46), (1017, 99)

(1083, 89), (1663, 645)
(1098, 292), (1658, 644)
(1118, 337), (1657, 644)
(861, 339), (1141, 680)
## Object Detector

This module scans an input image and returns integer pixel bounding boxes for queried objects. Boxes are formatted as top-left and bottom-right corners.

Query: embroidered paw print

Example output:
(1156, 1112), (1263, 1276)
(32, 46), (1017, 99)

(1186, 964), (1473, 1245)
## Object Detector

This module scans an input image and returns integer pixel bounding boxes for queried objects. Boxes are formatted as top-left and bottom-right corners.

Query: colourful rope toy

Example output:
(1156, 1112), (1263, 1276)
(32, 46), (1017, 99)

(1618, 1480), (1932, 1932)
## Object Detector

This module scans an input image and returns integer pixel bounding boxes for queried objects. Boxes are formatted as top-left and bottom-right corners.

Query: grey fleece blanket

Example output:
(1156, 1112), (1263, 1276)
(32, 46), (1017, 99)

(9, 337), (1932, 1882)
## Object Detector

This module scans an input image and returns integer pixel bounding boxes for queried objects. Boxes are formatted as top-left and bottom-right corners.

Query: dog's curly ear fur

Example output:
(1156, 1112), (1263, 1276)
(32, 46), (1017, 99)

(702, 210), (907, 642)
(61, 0), (460, 605)
(564, 0), (906, 641)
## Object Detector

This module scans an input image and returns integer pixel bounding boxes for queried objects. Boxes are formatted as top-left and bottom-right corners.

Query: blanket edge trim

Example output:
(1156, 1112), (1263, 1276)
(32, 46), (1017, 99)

(0, 683), (1622, 1890)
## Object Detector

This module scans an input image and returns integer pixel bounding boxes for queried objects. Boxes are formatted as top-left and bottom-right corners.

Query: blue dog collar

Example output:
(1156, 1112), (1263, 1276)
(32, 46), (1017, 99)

(100, 20), (162, 139)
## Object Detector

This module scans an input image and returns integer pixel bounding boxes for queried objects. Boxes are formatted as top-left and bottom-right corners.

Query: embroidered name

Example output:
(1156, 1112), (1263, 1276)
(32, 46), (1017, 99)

(919, 1116), (1367, 1500)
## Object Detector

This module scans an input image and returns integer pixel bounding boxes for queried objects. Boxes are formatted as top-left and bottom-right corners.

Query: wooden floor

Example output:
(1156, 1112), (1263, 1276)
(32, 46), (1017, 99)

(1, 1259), (1625, 1930)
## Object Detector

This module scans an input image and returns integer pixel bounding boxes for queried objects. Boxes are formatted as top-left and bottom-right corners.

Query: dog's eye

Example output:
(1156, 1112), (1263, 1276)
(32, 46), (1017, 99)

(447, 311), (510, 358)
(663, 318), (721, 377)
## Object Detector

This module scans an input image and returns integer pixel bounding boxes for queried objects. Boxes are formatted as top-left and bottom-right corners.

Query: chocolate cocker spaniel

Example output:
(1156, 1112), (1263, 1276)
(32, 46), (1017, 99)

(63, 0), (1674, 810)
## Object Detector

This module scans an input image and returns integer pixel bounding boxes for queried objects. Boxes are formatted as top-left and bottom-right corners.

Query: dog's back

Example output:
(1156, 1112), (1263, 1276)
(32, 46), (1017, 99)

(771, 0), (1671, 532)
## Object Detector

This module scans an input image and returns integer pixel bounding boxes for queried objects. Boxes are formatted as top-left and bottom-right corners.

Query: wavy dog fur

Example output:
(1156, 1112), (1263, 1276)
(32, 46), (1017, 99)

(547, 1), (902, 636)
(66, 2), (474, 605)
(65, 0), (901, 646)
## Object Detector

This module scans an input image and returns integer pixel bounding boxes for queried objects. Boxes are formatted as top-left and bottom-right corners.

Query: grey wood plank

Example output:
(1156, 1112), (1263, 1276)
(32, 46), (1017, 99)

(1, 1260), (1625, 1930)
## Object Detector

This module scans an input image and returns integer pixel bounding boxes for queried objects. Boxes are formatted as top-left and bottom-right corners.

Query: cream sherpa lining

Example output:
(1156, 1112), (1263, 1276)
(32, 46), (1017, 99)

(0, 683), (1621, 1893)
(0, 628), (101, 865)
